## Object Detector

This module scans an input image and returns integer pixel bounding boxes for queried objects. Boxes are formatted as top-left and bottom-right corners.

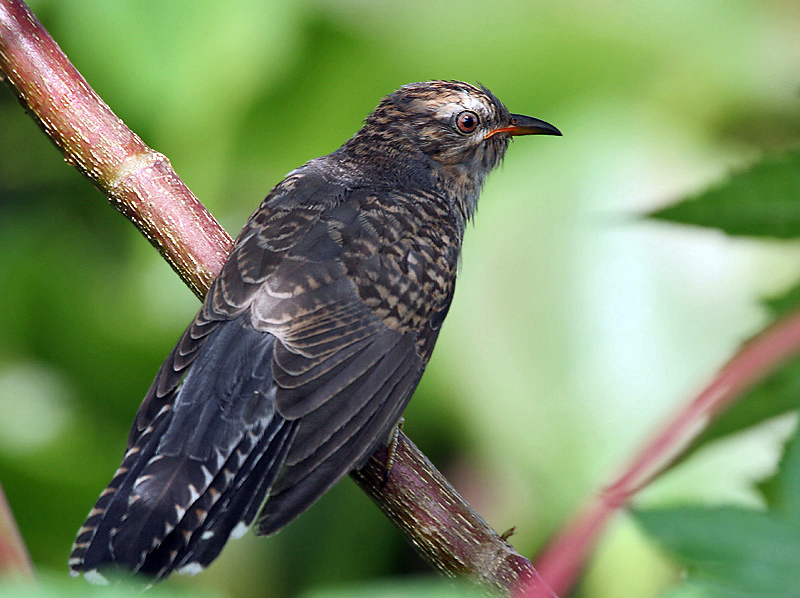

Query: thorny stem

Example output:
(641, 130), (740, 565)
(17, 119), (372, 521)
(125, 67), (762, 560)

(0, 0), (554, 594)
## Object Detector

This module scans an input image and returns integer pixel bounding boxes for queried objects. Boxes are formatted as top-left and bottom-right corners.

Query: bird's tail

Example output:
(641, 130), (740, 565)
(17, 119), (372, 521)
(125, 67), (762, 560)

(69, 317), (297, 582)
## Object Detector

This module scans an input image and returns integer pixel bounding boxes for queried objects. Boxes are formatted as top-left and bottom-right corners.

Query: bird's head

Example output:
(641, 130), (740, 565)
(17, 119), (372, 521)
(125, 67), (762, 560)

(382, 80), (560, 168)
(344, 80), (560, 222)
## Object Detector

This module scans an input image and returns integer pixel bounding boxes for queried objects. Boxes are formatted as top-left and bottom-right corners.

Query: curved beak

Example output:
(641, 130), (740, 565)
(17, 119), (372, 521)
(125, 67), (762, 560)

(485, 114), (562, 140)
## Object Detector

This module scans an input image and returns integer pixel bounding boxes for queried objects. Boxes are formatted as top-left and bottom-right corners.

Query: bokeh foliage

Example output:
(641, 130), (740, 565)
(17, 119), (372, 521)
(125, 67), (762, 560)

(634, 146), (800, 598)
(2, 1), (800, 597)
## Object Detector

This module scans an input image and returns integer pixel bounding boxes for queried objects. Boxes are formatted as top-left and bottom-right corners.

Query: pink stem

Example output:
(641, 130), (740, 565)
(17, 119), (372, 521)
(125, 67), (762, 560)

(0, 482), (34, 579)
(527, 309), (800, 596)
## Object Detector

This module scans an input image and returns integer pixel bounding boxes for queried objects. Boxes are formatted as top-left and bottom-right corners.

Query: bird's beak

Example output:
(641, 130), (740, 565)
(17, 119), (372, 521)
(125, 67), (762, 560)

(485, 114), (562, 140)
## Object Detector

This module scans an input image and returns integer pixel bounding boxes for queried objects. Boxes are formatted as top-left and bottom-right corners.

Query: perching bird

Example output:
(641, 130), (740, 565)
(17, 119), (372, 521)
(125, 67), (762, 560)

(69, 80), (560, 582)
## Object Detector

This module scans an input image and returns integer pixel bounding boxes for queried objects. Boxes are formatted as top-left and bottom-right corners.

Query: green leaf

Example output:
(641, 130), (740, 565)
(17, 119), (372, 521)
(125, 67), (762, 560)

(0, 573), (221, 598)
(634, 506), (800, 596)
(759, 425), (800, 525)
(636, 425), (800, 597)
(660, 585), (717, 598)
(649, 149), (800, 238)
(300, 577), (495, 598)
(763, 280), (800, 320)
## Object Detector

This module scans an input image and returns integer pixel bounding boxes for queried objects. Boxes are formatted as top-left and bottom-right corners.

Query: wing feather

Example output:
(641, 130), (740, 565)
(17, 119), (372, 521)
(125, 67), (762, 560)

(71, 160), (460, 581)
(255, 339), (421, 535)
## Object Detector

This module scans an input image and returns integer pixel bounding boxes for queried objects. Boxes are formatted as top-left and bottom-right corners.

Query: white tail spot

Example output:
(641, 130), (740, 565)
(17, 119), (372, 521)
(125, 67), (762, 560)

(231, 521), (249, 540)
(84, 569), (110, 585)
(176, 562), (205, 576)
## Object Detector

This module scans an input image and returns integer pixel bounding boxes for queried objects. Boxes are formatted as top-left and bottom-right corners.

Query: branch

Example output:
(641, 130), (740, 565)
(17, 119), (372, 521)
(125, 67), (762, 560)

(0, 0), (230, 298)
(528, 308), (800, 597)
(0, 1), (554, 594)
(0, 482), (34, 579)
(353, 434), (554, 597)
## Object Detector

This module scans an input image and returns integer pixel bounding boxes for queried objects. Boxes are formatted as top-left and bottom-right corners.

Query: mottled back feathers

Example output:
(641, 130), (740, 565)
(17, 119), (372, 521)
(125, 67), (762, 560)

(69, 80), (559, 582)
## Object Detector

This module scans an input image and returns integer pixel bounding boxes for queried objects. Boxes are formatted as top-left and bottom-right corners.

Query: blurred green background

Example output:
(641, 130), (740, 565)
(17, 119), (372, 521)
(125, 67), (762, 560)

(2, 1), (800, 596)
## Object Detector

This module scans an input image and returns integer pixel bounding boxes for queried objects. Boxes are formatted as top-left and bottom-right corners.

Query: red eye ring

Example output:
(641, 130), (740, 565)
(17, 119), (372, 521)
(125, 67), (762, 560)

(455, 111), (479, 134)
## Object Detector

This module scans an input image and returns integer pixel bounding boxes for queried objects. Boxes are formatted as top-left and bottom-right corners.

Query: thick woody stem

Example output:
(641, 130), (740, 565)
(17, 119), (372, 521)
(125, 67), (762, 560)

(0, 0), (550, 594)
(0, 0), (231, 299)
(529, 310), (800, 597)
(352, 434), (556, 597)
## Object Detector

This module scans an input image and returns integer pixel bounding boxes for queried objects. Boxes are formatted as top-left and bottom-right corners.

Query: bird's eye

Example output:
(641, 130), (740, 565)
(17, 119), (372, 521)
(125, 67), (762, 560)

(455, 111), (479, 134)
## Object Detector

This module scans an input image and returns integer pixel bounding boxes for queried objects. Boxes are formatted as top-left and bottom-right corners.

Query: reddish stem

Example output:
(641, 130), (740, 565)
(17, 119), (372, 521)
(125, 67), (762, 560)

(527, 310), (800, 596)
(0, 482), (34, 579)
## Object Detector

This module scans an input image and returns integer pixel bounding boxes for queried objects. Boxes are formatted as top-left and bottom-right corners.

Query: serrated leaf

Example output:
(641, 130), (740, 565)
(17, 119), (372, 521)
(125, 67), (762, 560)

(758, 424), (800, 525)
(634, 506), (800, 596)
(649, 149), (800, 238)
(637, 424), (800, 597)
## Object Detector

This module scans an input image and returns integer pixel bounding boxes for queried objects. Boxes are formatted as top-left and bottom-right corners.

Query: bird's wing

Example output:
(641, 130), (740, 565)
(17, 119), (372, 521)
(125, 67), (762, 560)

(247, 186), (459, 535)
(70, 163), (458, 580)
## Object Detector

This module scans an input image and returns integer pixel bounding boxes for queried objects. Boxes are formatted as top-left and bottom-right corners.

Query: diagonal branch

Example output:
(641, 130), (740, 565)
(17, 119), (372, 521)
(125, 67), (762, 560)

(0, 482), (34, 579)
(353, 434), (555, 596)
(0, 0), (230, 299)
(0, 1), (555, 595)
(527, 299), (800, 597)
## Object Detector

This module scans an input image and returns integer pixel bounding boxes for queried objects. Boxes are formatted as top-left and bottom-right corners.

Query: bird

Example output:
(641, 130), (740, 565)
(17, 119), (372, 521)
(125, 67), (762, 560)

(69, 80), (561, 583)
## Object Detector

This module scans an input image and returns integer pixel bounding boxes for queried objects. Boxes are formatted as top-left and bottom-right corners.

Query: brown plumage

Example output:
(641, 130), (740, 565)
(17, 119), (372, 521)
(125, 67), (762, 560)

(69, 80), (560, 582)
